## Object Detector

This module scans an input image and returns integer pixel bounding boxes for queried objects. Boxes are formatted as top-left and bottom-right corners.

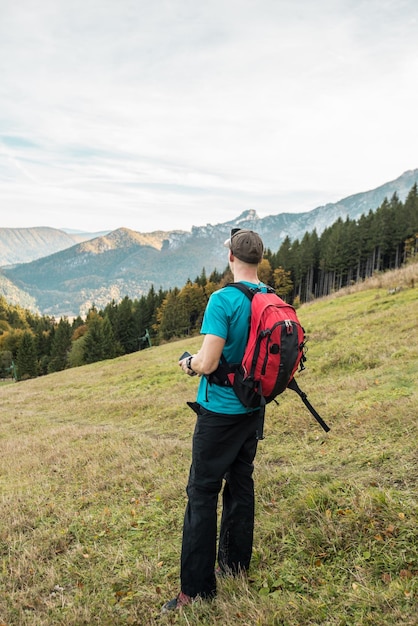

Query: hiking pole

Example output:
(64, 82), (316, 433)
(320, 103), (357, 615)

(287, 379), (330, 433)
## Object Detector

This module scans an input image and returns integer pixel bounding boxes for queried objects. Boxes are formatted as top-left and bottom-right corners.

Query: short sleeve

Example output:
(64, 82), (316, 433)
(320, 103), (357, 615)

(200, 290), (230, 340)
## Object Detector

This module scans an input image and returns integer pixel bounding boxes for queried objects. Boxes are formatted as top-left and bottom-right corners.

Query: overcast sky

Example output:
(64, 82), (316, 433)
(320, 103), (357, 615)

(1, 0), (417, 233)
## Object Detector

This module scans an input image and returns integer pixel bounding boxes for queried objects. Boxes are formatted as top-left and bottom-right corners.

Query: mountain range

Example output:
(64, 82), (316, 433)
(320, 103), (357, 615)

(1, 168), (417, 317)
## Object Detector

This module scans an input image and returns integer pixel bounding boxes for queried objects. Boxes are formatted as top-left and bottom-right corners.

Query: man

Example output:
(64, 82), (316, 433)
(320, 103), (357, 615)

(162, 228), (267, 612)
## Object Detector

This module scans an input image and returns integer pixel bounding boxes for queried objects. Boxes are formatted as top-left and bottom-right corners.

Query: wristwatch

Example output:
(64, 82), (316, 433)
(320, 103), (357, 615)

(186, 355), (197, 375)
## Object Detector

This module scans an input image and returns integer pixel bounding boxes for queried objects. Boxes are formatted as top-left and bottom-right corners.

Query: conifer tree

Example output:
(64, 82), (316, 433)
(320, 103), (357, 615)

(178, 282), (206, 333)
(102, 315), (123, 359)
(145, 286), (166, 343)
(114, 296), (138, 353)
(16, 331), (38, 380)
(48, 318), (72, 373)
(156, 288), (188, 341)
(194, 268), (207, 287)
(101, 300), (119, 329)
(83, 314), (105, 364)
(0, 350), (14, 378)
(402, 184), (418, 261)
(298, 231), (319, 300)
(208, 269), (222, 283)
(356, 210), (376, 279)
(274, 236), (293, 271)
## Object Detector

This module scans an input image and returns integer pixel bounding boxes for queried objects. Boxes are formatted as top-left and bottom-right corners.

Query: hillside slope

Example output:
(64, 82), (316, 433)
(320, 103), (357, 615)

(0, 266), (417, 625)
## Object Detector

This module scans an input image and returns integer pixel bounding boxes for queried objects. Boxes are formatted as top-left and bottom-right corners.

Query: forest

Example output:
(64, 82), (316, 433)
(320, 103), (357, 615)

(1, 183), (417, 381)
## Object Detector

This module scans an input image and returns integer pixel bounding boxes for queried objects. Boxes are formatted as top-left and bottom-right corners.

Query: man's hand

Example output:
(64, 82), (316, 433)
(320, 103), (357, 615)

(178, 335), (225, 377)
(179, 355), (197, 376)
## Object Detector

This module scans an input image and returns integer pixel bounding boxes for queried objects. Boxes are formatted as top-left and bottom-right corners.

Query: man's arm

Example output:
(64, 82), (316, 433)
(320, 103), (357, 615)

(179, 334), (225, 376)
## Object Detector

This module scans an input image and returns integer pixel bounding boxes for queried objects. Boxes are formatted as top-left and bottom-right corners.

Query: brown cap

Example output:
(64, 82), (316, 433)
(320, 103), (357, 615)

(224, 228), (264, 264)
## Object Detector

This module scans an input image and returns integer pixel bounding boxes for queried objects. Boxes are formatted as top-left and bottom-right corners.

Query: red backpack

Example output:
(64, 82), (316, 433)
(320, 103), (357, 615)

(210, 283), (330, 432)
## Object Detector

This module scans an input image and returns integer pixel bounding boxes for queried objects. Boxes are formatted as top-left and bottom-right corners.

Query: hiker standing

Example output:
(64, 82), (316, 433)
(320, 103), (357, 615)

(162, 229), (266, 612)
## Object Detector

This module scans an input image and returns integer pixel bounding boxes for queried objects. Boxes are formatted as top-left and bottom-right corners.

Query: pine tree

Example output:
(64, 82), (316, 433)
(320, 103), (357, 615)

(83, 315), (105, 364)
(0, 350), (14, 378)
(102, 315), (122, 359)
(194, 268), (207, 287)
(298, 231), (319, 301)
(16, 331), (38, 380)
(156, 288), (189, 341)
(402, 184), (418, 262)
(48, 318), (72, 373)
(274, 236), (293, 271)
(114, 297), (138, 354)
(356, 211), (376, 279)
(178, 282), (206, 333)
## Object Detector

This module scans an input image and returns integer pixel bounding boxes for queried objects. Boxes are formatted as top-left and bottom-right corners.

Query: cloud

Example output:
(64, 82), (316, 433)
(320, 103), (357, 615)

(0, 0), (418, 231)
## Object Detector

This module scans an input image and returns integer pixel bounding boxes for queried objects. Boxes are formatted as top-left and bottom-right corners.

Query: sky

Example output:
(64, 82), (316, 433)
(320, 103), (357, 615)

(1, 0), (417, 234)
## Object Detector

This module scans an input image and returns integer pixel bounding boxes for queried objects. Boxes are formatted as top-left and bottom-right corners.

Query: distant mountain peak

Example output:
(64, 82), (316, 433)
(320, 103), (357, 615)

(232, 209), (260, 225)
(78, 226), (186, 255)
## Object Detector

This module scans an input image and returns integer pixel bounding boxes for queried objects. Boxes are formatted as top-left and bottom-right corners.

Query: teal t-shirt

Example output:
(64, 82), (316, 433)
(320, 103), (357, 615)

(196, 281), (266, 414)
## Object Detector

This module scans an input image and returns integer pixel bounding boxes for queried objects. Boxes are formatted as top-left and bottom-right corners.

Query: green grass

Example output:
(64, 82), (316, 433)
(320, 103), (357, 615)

(1, 265), (417, 625)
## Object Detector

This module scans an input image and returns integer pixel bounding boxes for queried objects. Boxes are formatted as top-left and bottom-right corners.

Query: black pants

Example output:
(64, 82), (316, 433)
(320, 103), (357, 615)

(180, 404), (264, 599)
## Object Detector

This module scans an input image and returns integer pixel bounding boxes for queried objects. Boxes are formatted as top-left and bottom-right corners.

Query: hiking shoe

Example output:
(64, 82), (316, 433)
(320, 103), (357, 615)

(161, 591), (194, 613)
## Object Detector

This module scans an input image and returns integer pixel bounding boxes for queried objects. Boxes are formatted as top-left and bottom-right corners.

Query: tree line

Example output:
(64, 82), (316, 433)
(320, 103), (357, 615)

(265, 184), (418, 302)
(1, 184), (417, 381)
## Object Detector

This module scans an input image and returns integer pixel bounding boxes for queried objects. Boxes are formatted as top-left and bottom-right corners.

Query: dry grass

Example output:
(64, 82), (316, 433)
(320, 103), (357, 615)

(1, 263), (417, 625)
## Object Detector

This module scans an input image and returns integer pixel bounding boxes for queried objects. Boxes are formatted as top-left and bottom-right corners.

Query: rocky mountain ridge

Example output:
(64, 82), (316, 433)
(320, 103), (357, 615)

(0, 227), (112, 267)
(1, 168), (417, 316)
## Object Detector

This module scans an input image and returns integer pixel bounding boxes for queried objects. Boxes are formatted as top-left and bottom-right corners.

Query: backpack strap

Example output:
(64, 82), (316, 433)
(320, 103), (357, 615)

(227, 282), (258, 299)
(207, 283), (277, 389)
(287, 378), (330, 432)
(227, 282), (276, 298)
(206, 282), (257, 387)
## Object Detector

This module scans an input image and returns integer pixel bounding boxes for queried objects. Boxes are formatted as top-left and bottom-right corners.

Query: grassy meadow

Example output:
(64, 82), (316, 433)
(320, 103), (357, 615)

(0, 264), (417, 625)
